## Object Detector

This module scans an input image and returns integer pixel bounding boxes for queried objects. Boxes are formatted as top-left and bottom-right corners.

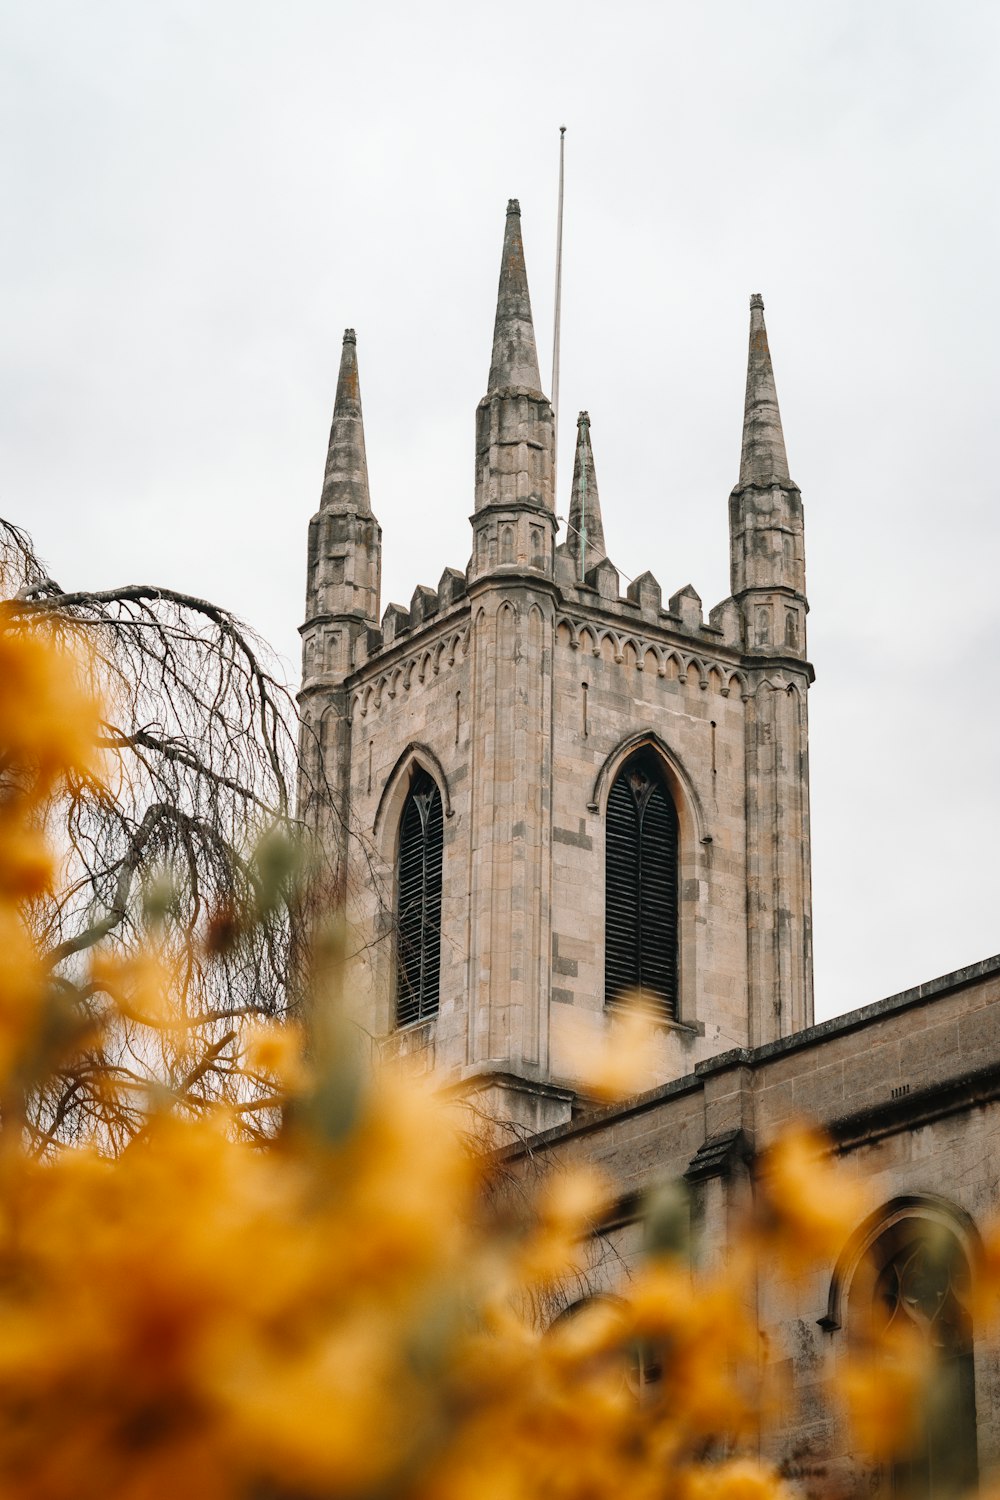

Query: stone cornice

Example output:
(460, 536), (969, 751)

(741, 653), (816, 683)
(554, 610), (751, 700)
(469, 500), (558, 526)
(299, 609), (373, 637)
(731, 582), (808, 609)
(495, 953), (1000, 1162)
(729, 480), (803, 499)
(465, 570), (560, 606)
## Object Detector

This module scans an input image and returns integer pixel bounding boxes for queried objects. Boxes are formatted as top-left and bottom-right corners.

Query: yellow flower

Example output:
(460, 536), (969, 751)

(241, 1018), (308, 1092)
(509, 1165), (614, 1284)
(91, 949), (177, 1030)
(754, 1123), (869, 1270)
(0, 625), (941, 1500)
(973, 1218), (1000, 1324)
(0, 908), (47, 1082)
(553, 993), (662, 1103)
(0, 610), (98, 792)
(0, 814), (54, 899)
(681, 1457), (788, 1500)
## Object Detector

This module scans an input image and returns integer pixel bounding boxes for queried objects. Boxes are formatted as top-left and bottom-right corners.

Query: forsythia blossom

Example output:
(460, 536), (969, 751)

(0, 614), (991, 1499)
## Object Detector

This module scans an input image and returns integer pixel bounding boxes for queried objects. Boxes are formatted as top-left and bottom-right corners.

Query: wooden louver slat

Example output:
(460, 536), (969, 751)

(605, 753), (679, 1018)
(395, 770), (443, 1027)
(605, 776), (641, 1003)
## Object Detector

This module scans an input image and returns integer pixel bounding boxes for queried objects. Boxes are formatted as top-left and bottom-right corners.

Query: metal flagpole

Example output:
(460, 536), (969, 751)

(551, 126), (566, 513)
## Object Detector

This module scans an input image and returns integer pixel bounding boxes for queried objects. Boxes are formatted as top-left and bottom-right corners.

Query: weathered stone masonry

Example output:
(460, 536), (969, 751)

(298, 198), (814, 1131)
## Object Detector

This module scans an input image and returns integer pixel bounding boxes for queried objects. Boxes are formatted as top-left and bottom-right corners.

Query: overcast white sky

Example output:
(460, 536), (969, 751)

(3, 0), (998, 1021)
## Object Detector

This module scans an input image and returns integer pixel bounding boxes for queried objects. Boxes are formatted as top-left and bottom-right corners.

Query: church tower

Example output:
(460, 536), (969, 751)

(299, 206), (814, 1129)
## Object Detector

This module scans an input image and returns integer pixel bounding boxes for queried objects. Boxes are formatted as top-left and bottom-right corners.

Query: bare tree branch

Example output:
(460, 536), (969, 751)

(1, 517), (331, 1150)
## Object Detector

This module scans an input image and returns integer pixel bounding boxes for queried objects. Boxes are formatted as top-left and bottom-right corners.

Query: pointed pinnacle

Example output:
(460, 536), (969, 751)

(738, 294), (792, 489)
(567, 411), (607, 569)
(321, 328), (372, 513)
(486, 199), (544, 397)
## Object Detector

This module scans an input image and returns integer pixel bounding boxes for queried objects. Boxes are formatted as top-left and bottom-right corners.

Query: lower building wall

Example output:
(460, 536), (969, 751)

(503, 957), (1000, 1489)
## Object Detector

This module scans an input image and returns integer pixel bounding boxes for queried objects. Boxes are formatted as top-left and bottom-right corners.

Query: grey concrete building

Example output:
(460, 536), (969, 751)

(298, 200), (1000, 1493)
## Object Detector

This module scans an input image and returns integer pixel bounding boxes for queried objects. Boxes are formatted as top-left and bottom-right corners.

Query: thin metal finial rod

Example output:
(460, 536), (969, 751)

(551, 126), (566, 511)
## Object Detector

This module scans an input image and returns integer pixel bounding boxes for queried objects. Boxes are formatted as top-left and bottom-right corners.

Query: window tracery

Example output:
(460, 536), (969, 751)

(869, 1224), (978, 1498)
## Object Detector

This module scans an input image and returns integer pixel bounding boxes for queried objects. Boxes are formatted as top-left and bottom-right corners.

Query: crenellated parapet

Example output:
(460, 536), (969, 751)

(347, 598), (787, 727)
(341, 528), (799, 718)
(552, 563), (745, 656)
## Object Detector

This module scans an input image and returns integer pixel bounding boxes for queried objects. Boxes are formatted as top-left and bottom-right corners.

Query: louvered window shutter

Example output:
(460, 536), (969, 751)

(395, 771), (443, 1027)
(605, 754), (679, 1017)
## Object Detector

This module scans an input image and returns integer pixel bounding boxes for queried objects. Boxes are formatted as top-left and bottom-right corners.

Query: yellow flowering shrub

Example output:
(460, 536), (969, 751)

(0, 613), (990, 1499)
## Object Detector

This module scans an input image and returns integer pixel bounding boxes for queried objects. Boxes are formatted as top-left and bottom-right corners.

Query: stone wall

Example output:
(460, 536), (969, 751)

(329, 548), (814, 1122)
(505, 955), (1000, 1488)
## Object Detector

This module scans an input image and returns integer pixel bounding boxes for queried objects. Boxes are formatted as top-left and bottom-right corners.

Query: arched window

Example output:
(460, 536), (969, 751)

(395, 770), (443, 1027)
(832, 1208), (980, 1499)
(605, 749), (679, 1016)
(871, 1223), (978, 1497)
(549, 1296), (660, 1397)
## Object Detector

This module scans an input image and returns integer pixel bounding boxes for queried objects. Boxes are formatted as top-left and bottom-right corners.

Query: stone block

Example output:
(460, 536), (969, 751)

(409, 584), (439, 626)
(708, 596), (742, 647)
(586, 556), (620, 601)
(381, 603), (410, 644)
(438, 567), (467, 608)
(626, 570), (662, 617)
(669, 583), (703, 631)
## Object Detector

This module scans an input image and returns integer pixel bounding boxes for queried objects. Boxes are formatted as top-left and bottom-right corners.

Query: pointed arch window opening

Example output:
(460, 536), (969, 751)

(395, 770), (443, 1028)
(869, 1226), (978, 1499)
(605, 751), (679, 1018)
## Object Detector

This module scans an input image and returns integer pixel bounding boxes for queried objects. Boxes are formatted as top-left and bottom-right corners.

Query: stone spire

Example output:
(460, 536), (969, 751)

(728, 293), (806, 660)
(320, 329), (371, 513)
(472, 201), (555, 548)
(566, 412), (607, 574)
(486, 200), (544, 397)
(738, 294), (792, 489)
(300, 327), (381, 690)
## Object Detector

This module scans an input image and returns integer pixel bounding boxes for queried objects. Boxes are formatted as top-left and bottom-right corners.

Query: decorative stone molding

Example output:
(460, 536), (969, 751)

(587, 728), (708, 844)
(555, 614), (749, 701)
(818, 1194), (982, 1333)
(373, 742), (455, 840)
(350, 623), (472, 722)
